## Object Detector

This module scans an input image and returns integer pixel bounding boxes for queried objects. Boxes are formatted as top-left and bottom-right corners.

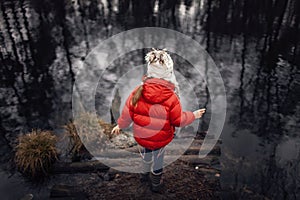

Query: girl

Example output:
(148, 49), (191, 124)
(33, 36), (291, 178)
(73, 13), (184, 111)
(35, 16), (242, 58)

(111, 48), (206, 193)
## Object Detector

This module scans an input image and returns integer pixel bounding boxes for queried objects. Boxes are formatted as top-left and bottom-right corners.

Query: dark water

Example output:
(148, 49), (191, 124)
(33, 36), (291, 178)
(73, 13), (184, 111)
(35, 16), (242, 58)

(0, 0), (299, 199)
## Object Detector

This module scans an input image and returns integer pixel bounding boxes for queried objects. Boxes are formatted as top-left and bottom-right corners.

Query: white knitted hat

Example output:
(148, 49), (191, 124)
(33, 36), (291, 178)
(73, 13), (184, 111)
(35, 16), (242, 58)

(145, 48), (180, 95)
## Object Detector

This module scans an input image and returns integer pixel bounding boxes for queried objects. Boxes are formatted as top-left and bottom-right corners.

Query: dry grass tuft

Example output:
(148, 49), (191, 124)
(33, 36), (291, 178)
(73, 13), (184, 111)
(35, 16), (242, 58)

(63, 120), (82, 157)
(98, 119), (115, 139)
(63, 112), (136, 160)
(15, 129), (58, 177)
(63, 112), (114, 159)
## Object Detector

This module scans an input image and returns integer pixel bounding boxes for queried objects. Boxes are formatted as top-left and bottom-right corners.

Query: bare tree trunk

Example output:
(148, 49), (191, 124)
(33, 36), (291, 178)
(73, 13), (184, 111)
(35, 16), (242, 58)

(77, 0), (90, 56)
(205, 0), (212, 52)
(273, 0), (289, 42)
(1, 2), (20, 67)
(0, 51), (23, 104)
(10, 1), (29, 64)
(0, 1), (28, 89)
(19, 0), (36, 65)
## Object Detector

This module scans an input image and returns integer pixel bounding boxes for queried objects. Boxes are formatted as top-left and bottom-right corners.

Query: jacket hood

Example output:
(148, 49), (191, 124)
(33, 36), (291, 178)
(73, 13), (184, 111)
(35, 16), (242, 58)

(142, 78), (175, 104)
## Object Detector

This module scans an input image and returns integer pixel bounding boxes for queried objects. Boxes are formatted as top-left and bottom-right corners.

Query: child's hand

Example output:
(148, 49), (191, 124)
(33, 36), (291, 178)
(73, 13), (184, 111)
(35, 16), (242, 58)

(193, 108), (206, 119)
(111, 125), (121, 135)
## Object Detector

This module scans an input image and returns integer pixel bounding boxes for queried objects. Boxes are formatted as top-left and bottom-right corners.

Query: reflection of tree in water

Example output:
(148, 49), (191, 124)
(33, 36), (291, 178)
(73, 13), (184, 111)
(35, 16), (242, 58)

(1, 0), (56, 133)
(201, 0), (300, 198)
(0, 0), (299, 197)
(117, 0), (182, 28)
(203, 0), (300, 139)
(0, 0), (200, 137)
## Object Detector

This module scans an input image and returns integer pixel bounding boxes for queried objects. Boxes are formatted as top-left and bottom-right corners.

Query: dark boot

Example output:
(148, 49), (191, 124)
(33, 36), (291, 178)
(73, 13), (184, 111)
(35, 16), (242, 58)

(140, 173), (149, 182)
(140, 160), (152, 182)
(150, 172), (163, 193)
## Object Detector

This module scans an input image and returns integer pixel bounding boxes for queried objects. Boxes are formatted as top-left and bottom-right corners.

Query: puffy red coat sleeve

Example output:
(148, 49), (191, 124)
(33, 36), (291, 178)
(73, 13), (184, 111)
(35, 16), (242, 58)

(117, 92), (134, 129)
(169, 97), (195, 127)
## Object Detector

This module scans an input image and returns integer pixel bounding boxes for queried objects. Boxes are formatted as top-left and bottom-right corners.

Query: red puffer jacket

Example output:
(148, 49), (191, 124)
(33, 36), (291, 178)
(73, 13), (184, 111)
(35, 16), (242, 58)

(117, 78), (195, 150)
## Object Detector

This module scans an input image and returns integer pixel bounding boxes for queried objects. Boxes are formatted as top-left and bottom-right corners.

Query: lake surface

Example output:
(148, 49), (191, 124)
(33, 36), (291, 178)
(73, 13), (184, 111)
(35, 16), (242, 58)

(0, 0), (299, 199)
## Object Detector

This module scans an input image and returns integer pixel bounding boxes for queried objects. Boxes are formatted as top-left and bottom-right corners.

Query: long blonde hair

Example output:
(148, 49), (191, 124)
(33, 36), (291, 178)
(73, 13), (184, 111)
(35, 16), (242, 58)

(132, 85), (143, 106)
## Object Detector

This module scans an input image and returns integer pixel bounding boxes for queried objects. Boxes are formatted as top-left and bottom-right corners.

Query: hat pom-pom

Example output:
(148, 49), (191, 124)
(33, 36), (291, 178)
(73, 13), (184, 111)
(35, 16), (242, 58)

(145, 51), (156, 63)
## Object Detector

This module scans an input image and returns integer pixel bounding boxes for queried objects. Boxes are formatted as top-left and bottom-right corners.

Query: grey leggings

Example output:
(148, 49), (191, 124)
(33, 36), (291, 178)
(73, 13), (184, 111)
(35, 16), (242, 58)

(142, 147), (165, 174)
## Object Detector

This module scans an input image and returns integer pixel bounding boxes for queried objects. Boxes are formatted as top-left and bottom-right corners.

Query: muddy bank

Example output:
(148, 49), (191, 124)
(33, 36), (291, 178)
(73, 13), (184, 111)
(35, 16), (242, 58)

(50, 159), (220, 200)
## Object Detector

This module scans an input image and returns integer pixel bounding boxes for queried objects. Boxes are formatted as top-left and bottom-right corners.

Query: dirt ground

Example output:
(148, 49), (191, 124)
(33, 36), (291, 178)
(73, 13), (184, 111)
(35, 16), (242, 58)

(82, 160), (220, 200)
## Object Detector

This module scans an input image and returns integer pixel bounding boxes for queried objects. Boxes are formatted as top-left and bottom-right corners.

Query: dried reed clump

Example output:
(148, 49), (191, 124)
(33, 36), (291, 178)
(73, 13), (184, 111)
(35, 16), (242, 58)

(63, 112), (113, 158)
(63, 120), (82, 157)
(98, 119), (115, 139)
(15, 129), (58, 177)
